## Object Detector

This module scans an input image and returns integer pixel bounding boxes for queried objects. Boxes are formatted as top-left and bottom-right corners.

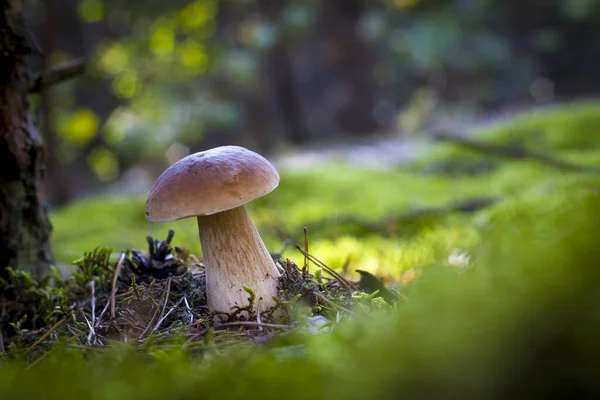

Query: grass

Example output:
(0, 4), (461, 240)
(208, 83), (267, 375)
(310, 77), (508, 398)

(4, 100), (600, 398)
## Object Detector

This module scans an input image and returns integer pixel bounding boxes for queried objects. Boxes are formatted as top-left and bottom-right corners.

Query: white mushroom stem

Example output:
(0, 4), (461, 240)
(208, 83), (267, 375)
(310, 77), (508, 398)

(197, 205), (281, 313)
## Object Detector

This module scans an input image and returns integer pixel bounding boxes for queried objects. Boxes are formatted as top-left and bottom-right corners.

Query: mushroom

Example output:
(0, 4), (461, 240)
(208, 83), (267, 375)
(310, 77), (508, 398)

(145, 145), (281, 314)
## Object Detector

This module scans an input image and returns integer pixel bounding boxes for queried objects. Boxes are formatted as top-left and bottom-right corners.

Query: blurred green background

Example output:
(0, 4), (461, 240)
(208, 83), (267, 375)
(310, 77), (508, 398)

(32, 0), (600, 203)
(27, 0), (600, 278)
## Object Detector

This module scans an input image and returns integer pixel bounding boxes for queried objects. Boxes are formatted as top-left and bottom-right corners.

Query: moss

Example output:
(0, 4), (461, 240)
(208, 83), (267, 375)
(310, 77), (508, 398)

(4, 101), (600, 396)
(48, 101), (600, 282)
(3, 186), (600, 398)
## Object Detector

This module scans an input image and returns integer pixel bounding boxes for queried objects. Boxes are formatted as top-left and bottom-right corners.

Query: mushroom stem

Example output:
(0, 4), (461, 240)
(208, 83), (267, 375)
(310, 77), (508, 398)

(197, 206), (280, 313)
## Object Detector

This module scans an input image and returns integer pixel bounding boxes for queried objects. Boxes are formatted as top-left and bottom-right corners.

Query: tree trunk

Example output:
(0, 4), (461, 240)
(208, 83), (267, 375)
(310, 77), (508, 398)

(0, 0), (53, 279)
(318, 0), (380, 135)
(257, 0), (310, 146)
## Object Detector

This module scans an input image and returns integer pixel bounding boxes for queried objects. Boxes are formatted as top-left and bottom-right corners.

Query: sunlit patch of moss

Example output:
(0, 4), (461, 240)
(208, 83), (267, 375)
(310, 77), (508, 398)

(479, 100), (600, 151)
(48, 162), (579, 269)
(423, 100), (600, 165)
(289, 221), (479, 280)
(50, 101), (600, 283)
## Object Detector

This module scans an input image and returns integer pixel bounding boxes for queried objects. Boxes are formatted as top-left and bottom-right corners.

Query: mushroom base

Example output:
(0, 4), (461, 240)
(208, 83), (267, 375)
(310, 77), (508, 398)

(197, 206), (281, 315)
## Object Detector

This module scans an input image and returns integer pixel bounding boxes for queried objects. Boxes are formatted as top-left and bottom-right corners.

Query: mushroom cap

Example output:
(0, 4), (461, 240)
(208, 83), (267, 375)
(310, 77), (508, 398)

(145, 145), (280, 222)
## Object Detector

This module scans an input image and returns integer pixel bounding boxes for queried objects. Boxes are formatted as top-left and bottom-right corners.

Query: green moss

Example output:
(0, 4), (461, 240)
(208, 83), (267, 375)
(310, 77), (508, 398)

(50, 101), (600, 283)
(5, 101), (600, 397)
(4, 186), (600, 398)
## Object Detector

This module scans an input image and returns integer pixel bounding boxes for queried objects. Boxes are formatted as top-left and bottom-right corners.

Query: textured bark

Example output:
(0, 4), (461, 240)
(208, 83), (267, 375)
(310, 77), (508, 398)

(197, 206), (280, 314)
(0, 0), (53, 278)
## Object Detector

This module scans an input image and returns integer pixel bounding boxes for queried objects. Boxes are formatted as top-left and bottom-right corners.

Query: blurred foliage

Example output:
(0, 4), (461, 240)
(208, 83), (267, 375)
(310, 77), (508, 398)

(4, 178), (600, 398)
(51, 102), (600, 284)
(28, 0), (600, 198)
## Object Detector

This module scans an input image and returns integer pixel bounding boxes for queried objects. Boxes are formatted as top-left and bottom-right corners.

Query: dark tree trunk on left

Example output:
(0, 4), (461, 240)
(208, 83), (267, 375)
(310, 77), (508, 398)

(0, 0), (53, 279)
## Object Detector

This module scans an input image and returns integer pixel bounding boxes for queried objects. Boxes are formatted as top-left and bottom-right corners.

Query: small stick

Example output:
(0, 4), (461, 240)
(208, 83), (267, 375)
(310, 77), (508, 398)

(303, 227), (309, 270)
(183, 295), (194, 324)
(115, 289), (135, 298)
(29, 58), (85, 93)
(295, 245), (353, 289)
(25, 319), (66, 354)
(141, 276), (172, 338)
(153, 294), (184, 332)
(215, 321), (289, 330)
(110, 252), (126, 319)
(80, 308), (95, 344)
(26, 332), (85, 370)
(95, 299), (111, 328)
(89, 280), (96, 327)
(312, 292), (354, 315)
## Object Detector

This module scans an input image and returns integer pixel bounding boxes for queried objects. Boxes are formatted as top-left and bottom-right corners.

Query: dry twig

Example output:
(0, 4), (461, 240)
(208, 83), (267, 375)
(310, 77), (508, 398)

(141, 276), (172, 338)
(295, 245), (353, 289)
(25, 319), (66, 354)
(110, 252), (126, 319)
(30, 58), (85, 93)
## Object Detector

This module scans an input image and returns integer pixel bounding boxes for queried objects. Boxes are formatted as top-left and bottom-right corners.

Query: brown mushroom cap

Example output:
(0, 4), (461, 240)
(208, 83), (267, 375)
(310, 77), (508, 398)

(145, 146), (280, 222)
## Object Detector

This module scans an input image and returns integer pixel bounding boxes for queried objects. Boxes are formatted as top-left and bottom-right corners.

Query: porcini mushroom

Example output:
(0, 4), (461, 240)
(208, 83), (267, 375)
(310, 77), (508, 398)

(145, 145), (281, 314)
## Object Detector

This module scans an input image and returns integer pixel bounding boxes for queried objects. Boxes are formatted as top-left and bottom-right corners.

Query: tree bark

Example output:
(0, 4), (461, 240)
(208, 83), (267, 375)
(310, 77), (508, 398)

(0, 0), (53, 279)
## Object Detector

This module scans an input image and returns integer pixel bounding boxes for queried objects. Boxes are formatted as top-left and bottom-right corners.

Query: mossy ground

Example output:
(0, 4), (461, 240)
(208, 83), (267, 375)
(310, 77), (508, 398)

(51, 101), (600, 279)
(3, 100), (600, 398)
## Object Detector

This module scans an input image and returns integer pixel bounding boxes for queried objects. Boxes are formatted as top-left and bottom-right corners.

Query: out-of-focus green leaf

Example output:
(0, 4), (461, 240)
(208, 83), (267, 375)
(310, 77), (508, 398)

(87, 147), (120, 182)
(78, 0), (104, 23)
(56, 108), (100, 144)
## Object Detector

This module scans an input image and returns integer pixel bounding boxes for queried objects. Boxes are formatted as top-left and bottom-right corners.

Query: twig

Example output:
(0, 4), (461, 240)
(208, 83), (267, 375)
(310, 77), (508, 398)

(110, 252), (126, 319)
(153, 294), (185, 333)
(0, 330), (5, 354)
(29, 58), (85, 93)
(294, 245), (353, 289)
(25, 319), (66, 354)
(26, 332), (85, 370)
(95, 299), (111, 328)
(183, 295), (194, 324)
(214, 321), (290, 330)
(80, 308), (95, 345)
(432, 131), (600, 173)
(89, 280), (96, 327)
(303, 227), (309, 270)
(141, 276), (172, 338)
(312, 292), (355, 315)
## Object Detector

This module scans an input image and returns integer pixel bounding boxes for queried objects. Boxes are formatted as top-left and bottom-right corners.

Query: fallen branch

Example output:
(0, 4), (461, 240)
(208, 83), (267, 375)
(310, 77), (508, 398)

(30, 58), (85, 93)
(285, 197), (497, 237)
(432, 131), (600, 173)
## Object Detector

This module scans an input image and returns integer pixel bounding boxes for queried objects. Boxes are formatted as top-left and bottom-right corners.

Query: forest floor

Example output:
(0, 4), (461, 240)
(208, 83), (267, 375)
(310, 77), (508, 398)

(3, 99), (600, 398)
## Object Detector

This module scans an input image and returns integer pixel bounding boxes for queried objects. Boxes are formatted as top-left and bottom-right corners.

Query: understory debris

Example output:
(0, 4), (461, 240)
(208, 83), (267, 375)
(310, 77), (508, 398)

(0, 229), (401, 363)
